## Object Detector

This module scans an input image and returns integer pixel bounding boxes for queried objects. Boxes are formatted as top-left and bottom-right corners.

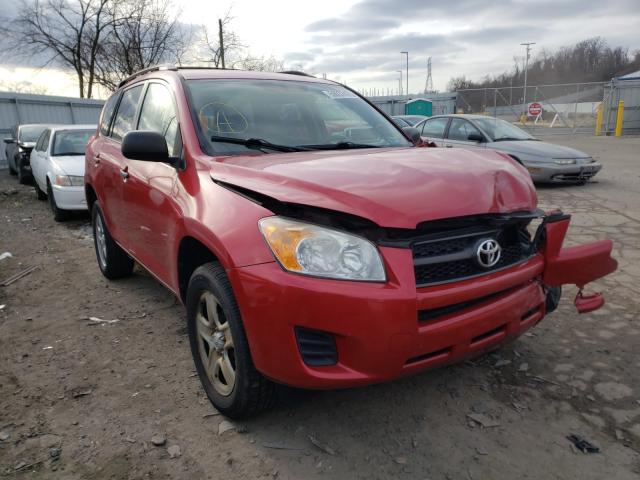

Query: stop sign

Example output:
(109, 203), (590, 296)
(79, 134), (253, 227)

(528, 102), (543, 116)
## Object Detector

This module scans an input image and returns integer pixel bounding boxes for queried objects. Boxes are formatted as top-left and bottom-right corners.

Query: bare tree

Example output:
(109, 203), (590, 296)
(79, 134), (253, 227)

(232, 54), (284, 72)
(94, 0), (190, 91)
(199, 14), (243, 68)
(9, 0), (113, 98)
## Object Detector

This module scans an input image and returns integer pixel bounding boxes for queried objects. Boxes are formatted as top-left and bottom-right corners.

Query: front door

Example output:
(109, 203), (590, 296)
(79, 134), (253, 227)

(443, 118), (486, 149)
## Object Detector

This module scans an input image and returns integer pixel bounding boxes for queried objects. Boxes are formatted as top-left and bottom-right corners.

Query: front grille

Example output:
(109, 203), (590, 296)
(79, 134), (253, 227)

(413, 225), (533, 287)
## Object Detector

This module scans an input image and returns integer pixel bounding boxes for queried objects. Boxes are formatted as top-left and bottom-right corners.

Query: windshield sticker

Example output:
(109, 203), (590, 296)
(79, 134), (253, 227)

(321, 88), (358, 99)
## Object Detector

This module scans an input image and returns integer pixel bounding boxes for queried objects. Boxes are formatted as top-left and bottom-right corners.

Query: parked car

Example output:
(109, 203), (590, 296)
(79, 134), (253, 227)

(30, 125), (96, 221)
(392, 115), (427, 126)
(415, 115), (602, 183)
(3, 124), (48, 184)
(85, 67), (617, 418)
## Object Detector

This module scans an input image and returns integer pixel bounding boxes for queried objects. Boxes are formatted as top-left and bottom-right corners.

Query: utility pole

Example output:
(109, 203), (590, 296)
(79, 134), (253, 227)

(218, 19), (225, 69)
(396, 70), (403, 95)
(520, 42), (535, 118)
(400, 51), (409, 96)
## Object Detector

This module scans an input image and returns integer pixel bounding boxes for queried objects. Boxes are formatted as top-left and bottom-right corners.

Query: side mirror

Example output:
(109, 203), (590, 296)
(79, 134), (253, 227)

(402, 126), (422, 145)
(3, 138), (15, 144)
(467, 132), (484, 142)
(122, 130), (169, 162)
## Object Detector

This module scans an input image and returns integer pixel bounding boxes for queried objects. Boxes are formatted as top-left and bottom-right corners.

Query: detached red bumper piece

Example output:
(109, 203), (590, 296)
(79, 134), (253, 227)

(231, 211), (617, 389)
(542, 212), (617, 313)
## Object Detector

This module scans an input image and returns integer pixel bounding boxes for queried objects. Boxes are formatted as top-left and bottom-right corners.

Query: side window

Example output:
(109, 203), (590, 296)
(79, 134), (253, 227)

(34, 131), (45, 151)
(99, 93), (120, 136)
(36, 130), (51, 152)
(137, 83), (180, 156)
(420, 117), (449, 138)
(447, 119), (482, 141)
(111, 85), (143, 141)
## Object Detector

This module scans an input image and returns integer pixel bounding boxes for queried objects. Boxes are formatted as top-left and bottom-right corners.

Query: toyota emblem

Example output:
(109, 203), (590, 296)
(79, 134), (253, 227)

(476, 239), (501, 268)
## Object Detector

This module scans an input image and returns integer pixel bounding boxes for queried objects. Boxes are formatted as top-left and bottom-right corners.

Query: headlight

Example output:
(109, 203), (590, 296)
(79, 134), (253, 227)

(55, 175), (84, 186)
(553, 158), (576, 165)
(258, 216), (386, 282)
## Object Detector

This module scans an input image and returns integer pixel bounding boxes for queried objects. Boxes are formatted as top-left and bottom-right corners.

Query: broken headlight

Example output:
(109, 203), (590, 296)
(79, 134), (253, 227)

(258, 216), (386, 282)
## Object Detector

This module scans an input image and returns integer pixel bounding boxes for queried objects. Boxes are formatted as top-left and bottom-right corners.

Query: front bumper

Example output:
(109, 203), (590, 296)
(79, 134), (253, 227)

(527, 162), (602, 183)
(51, 185), (87, 211)
(229, 215), (616, 389)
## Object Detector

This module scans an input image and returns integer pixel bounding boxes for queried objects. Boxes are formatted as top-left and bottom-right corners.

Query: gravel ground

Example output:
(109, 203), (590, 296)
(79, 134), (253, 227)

(1, 135), (639, 479)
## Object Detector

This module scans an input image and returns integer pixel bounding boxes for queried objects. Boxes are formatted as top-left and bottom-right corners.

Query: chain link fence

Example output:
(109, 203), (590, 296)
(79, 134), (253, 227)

(455, 82), (607, 136)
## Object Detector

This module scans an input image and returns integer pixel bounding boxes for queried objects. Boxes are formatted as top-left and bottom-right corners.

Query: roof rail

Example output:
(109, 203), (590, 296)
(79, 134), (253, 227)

(117, 64), (178, 88)
(278, 70), (314, 77)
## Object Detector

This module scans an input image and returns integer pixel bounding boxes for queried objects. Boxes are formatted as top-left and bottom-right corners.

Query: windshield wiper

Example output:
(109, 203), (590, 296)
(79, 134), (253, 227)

(299, 141), (382, 150)
(210, 135), (311, 152)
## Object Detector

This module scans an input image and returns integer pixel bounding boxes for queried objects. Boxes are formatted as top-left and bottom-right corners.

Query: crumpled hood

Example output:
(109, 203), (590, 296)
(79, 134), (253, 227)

(490, 140), (591, 160)
(210, 147), (537, 229)
(51, 155), (85, 177)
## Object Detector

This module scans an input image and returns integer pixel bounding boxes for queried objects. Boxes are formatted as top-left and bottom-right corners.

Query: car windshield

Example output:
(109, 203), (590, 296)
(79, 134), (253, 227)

(187, 79), (411, 154)
(19, 125), (47, 143)
(472, 117), (535, 141)
(52, 130), (94, 156)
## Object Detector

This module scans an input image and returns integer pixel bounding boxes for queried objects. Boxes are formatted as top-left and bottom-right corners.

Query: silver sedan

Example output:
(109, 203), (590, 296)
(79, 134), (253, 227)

(415, 115), (602, 184)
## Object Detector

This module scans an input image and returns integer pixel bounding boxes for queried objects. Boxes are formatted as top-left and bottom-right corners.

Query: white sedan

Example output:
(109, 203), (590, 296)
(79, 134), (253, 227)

(30, 125), (97, 221)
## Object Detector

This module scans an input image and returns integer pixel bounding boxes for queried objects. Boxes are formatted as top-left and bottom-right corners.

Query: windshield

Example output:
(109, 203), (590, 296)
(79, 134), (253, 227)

(52, 130), (94, 156)
(472, 117), (534, 141)
(19, 125), (47, 143)
(187, 79), (411, 154)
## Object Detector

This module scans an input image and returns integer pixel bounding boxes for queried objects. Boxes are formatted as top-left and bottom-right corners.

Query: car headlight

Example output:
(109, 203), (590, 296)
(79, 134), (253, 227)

(55, 175), (84, 186)
(258, 216), (386, 282)
(553, 158), (576, 165)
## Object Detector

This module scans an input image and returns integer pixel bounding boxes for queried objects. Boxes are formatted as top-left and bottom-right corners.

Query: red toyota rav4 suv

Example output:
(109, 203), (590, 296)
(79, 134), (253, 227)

(85, 67), (617, 417)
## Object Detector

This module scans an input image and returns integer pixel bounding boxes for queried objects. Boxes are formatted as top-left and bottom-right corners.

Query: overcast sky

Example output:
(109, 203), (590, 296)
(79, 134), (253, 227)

(1, 0), (639, 97)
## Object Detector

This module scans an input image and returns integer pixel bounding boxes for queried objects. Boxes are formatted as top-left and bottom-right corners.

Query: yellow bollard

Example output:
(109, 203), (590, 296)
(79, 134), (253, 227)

(615, 100), (624, 137)
(595, 102), (603, 136)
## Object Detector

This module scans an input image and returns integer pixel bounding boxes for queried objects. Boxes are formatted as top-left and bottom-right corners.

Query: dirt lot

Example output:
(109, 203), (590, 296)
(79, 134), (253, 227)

(1, 136), (639, 479)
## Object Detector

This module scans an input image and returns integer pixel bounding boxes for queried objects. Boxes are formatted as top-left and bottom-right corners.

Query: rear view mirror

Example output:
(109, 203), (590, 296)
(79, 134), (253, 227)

(122, 130), (169, 162)
(468, 132), (484, 142)
(402, 127), (422, 145)
(3, 138), (15, 144)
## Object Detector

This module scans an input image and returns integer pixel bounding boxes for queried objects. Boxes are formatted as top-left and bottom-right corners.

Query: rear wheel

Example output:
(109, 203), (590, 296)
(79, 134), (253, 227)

(47, 182), (68, 222)
(8, 157), (17, 175)
(17, 159), (30, 185)
(91, 203), (134, 279)
(187, 262), (275, 418)
(545, 285), (562, 314)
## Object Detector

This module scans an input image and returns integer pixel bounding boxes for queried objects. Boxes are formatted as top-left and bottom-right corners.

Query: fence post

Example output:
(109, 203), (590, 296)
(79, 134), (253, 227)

(493, 89), (497, 117)
(615, 100), (624, 137)
(595, 102), (603, 136)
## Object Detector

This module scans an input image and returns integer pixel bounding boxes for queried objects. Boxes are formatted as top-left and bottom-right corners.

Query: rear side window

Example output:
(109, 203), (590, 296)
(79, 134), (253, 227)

(111, 85), (143, 141)
(36, 130), (51, 152)
(420, 117), (449, 139)
(138, 83), (180, 156)
(99, 93), (120, 136)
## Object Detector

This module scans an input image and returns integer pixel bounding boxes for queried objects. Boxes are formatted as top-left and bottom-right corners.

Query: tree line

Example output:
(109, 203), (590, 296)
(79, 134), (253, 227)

(448, 37), (640, 91)
(1, 0), (284, 98)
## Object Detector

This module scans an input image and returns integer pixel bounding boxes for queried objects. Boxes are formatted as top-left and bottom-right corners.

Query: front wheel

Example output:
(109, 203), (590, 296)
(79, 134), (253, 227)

(187, 262), (275, 418)
(91, 203), (134, 279)
(17, 159), (31, 185)
(34, 181), (47, 201)
(47, 182), (68, 221)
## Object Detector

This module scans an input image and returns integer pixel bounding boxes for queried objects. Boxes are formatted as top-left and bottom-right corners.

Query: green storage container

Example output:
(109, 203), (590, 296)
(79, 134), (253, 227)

(405, 98), (433, 117)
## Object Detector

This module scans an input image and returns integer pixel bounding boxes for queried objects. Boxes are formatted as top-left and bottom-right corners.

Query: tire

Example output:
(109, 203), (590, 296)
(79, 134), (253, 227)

(8, 157), (17, 175)
(545, 285), (562, 314)
(187, 262), (275, 418)
(34, 181), (47, 201)
(91, 202), (134, 279)
(17, 158), (31, 185)
(47, 182), (68, 222)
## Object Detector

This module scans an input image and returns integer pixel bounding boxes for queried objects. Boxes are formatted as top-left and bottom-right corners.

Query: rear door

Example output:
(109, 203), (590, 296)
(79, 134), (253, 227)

(419, 117), (449, 147)
(443, 118), (486, 149)
(122, 81), (182, 282)
(30, 129), (49, 190)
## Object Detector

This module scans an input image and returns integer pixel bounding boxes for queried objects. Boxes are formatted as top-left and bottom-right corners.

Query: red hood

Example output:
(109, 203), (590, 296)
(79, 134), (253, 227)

(210, 147), (537, 229)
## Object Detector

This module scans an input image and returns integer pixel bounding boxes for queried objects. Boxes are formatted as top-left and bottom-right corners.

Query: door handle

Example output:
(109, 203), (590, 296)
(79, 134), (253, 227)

(445, 145), (453, 148)
(93, 153), (101, 164)
(119, 167), (129, 180)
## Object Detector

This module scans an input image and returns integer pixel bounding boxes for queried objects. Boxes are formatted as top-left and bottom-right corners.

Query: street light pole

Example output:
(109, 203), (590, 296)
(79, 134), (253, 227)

(400, 51), (408, 97)
(396, 70), (403, 95)
(520, 42), (535, 119)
